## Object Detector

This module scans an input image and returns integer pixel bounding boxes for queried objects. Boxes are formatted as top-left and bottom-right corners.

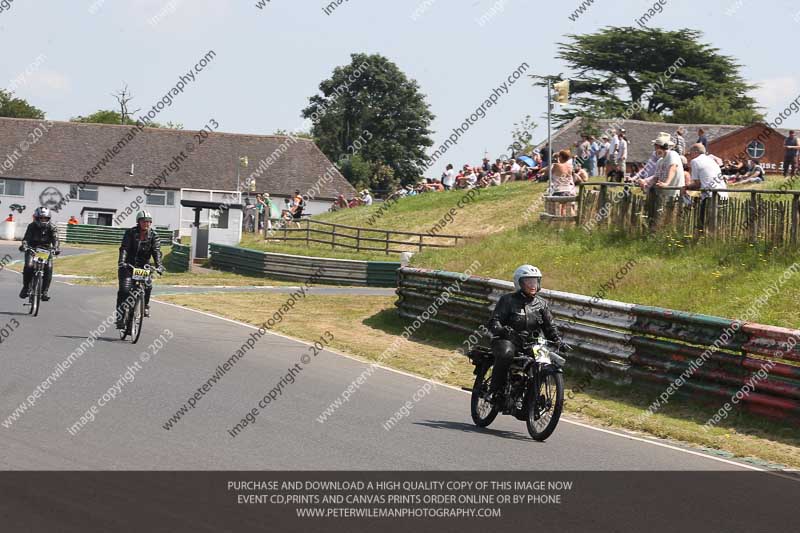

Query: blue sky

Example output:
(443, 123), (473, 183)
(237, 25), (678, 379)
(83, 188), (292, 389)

(2, 0), (799, 178)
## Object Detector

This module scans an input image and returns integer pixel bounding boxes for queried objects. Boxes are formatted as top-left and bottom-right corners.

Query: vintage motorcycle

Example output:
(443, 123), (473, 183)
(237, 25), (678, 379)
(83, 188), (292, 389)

(468, 335), (568, 441)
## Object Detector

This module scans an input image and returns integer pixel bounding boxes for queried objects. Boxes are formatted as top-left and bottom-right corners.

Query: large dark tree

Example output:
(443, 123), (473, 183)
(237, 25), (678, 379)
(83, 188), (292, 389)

(547, 27), (762, 126)
(0, 90), (45, 119)
(302, 53), (435, 188)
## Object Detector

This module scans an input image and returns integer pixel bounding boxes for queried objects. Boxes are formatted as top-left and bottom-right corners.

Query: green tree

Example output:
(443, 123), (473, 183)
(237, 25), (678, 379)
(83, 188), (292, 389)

(302, 53), (435, 187)
(337, 153), (373, 191)
(70, 110), (182, 129)
(71, 110), (135, 125)
(273, 128), (313, 139)
(0, 90), (45, 119)
(670, 95), (763, 125)
(547, 27), (762, 125)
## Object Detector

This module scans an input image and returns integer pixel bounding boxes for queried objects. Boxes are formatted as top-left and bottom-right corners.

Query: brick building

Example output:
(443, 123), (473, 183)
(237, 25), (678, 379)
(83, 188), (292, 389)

(540, 118), (798, 175)
(706, 123), (795, 174)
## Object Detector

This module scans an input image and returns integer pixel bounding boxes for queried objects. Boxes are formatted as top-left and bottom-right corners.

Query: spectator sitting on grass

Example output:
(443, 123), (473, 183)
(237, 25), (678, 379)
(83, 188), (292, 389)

(331, 194), (349, 211)
(360, 189), (373, 206)
(728, 159), (765, 186)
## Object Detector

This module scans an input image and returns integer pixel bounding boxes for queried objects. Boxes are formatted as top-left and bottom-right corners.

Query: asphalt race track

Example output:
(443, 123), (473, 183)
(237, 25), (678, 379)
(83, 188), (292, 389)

(0, 264), (767, 471)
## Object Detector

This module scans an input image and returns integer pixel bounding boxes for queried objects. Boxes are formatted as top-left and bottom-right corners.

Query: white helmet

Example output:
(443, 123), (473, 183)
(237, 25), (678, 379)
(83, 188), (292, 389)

(513, 264), (542, 292)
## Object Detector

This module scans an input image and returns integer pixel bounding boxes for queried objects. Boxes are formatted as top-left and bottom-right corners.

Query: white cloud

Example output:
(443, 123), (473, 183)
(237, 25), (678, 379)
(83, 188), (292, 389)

(751, 77), (800, 109)
(26, 70), (71, 92)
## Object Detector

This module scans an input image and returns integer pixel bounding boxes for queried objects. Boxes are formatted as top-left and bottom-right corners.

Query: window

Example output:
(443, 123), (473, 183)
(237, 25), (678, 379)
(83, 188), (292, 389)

(69, 184), (99, 201)
(210, 208), (229, 229)
(0, 178), (24, 196)
(85, 211), (113, 226)
(747, 140), (766, 159)
(145, 190), (175, 206)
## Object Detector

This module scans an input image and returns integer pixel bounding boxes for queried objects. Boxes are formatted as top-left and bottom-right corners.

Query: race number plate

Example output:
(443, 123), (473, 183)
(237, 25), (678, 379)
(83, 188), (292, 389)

(132, 267), (150, 281)
(34, 251), (50, 261)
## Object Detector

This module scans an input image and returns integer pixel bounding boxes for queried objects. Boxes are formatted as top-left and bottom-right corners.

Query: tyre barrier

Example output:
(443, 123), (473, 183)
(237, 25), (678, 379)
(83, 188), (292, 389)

(396, 267), (800, 420)
(63, 223), (173, 245)
(209, 244), (400, 287)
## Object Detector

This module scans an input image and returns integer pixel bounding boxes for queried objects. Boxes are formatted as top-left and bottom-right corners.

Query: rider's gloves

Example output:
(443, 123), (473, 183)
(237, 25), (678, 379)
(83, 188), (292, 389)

(118, 262), (127, 269)
(19, 242), (26, 252)
(53, 250), (61, 256)
(155, 265), (165, 275)
(557, 341), (573, 352)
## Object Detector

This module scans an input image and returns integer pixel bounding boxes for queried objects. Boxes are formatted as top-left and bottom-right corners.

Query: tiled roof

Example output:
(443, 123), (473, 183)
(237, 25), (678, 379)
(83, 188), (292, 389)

(534, 117), (794, 163)
(0, 117), (356, 199)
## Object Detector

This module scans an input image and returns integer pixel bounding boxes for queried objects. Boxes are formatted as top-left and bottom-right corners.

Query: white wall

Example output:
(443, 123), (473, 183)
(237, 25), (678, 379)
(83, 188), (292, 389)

(0, 180), (242, 246)
(0, 179), (179, 230)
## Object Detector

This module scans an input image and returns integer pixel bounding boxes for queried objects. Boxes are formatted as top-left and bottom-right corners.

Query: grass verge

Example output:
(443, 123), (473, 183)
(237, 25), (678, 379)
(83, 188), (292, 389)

(11, 244), (298, 287)
(157, 292), (800, 469)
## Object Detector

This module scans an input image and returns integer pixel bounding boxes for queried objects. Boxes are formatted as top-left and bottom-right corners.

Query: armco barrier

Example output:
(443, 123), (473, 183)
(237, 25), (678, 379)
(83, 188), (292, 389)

(167, 242), (190, 272)
(209, 244), (400, 287)
(396, 267), (800, 419)
(64, 223), (173, 245)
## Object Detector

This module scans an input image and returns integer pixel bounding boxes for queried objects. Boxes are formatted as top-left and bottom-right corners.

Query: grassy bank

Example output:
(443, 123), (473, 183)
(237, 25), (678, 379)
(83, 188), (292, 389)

(158, 291), (800, 469)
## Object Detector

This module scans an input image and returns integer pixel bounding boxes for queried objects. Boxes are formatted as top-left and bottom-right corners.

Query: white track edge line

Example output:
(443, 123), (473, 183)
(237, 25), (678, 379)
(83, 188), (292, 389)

(154, 299), (772, 473)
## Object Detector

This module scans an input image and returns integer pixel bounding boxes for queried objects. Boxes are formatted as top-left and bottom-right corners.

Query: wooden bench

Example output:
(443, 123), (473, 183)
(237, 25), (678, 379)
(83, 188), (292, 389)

(540, 195), (579, 223)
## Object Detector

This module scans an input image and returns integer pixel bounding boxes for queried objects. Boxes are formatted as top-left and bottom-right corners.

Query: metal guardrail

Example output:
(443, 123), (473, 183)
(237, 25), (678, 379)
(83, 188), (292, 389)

(210, 243), (401, 287)
(63, 223), (173, 245)
(396, 267), (800, 419)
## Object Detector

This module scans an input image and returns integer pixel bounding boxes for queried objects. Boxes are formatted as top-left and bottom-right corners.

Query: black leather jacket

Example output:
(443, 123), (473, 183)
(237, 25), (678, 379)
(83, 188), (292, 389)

(488, 291), (561, 346)
(21, 222), (60, 250)
(118, 226), (163, 268)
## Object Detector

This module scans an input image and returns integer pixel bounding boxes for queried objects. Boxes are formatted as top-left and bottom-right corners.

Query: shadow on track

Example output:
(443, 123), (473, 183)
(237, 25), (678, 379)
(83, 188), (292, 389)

(413, 420), (537, 443)
(55, 335), (120, 344)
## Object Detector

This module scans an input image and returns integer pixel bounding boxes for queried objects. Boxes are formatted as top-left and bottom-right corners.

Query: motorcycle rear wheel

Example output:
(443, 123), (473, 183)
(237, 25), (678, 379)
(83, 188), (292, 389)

(526, 371), (564, 441)
(471, 365), (500, 427)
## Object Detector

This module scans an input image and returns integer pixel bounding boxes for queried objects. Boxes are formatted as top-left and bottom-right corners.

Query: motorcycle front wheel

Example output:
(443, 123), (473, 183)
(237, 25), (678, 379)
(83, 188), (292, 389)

(526, 371), (564, 441)
(471, 365), (500, 428)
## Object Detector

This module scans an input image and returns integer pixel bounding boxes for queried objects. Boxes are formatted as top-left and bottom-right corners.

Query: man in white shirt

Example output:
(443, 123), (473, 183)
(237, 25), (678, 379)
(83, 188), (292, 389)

(442, 164), (456, 190)
(616, 131), (629, 181)
(606, 132), (619, 177)
(687, 143), (728, 199)
(510, 160), (522, 180)
(361, 189), (373, 206)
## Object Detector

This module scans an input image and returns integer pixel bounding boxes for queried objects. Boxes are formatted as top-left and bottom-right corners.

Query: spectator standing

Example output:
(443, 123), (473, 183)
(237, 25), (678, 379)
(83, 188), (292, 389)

(617, 130), (629, 180)
(606, 131), (619, 177)
(783, 130), (799, 177)
(697, 128), (708, 150)
(673, 127), (686, 156)
(651, 132), (684, 198)
(596, 135), (610, 172)
(578, 136), (591, 172)
(588, 135), (599, 177)
(685, 143), (728, 229)
(442, 164), (456, 190)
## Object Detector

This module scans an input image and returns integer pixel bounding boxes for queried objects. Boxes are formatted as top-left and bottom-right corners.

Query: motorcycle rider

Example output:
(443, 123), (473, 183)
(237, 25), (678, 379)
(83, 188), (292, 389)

(486, 265), (563, 403)
(19, 207), (61, 301)
(116, 211), (163, 328)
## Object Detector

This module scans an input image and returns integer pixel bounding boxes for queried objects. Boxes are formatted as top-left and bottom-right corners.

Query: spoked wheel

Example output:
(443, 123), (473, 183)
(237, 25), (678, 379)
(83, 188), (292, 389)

(30, 276), (41, 317)
(130, 293), (145, 344)
(471, 365), (500, 428)
(526, 371), (564, 441)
